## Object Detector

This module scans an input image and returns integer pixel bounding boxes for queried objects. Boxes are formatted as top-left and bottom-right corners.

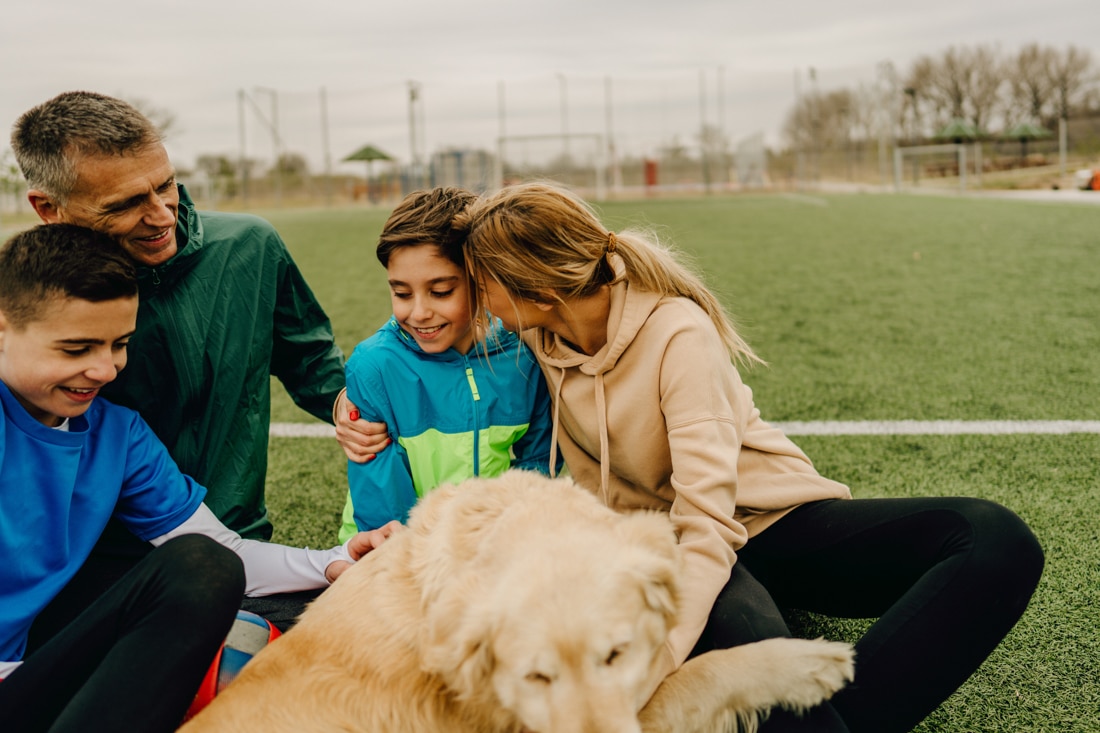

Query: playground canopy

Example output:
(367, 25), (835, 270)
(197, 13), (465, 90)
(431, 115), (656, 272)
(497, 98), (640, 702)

(934, 117), (984, 143)
(1002, 122), (1053, 159)
(343, 144), (394, 178)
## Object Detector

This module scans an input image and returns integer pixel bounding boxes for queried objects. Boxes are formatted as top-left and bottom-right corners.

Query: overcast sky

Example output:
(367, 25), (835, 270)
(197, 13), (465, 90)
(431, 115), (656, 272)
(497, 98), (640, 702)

(2, 0), (1096, 174)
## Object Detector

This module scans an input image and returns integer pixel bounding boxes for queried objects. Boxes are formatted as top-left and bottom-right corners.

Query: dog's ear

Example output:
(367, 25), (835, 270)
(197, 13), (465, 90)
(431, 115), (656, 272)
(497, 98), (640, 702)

(615, 511), (682, 621)
(420, 577), (497, 700)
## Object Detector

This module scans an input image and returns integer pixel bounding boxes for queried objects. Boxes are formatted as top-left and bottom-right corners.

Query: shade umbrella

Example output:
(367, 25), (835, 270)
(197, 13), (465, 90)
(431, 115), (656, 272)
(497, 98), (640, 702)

(934, 117), (982, 144)
(1003, 122), (1052, 161)
(342, 144), (394, 201)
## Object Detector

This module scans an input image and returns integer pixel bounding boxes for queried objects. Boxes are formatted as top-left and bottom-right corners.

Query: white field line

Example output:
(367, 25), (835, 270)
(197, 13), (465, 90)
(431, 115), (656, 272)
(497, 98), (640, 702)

(773, 420), (1100, 435)
(271, 423), (338, 438)
(269, 420), (1100, 439)
(778, 192), (830, 207)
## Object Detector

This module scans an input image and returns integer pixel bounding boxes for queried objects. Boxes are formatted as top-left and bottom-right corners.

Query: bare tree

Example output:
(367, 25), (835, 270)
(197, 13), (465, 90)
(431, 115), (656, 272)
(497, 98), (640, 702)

(783, 88), (858, 180)
(967, 45), (1003, 133)
(0, 149), (22, 192)
(935, 46), (970, 121)
(1047, 45), (1096, 120)
(850, 82), (881, 144)
(901, 55), (936, 141)
(906, 45), (1002, 132)
(657, 136), (695, 168)
(126, 97), (179, 139)
(275, 152), (309, 176)
(0, 148), (25, 218)
(196, 154), (237, 178)
(1007, 43), (1056, 126)
(820, 90), (857, 150)
(775, 41), (1094, 172)
(782, 94), (812, 151)
(874, 61), (905, 143)
(696, 124), (731, 186)
(784, 90), (850, 149)
(1081, 86), (1100, 116)
(195, 154), (239, 198)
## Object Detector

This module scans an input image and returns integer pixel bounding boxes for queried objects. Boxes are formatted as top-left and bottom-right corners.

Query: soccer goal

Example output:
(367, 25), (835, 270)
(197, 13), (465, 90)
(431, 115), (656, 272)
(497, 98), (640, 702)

(734, 132), (769, 189)
(893, 144), (977, 192)
(495, 133), (608, 200)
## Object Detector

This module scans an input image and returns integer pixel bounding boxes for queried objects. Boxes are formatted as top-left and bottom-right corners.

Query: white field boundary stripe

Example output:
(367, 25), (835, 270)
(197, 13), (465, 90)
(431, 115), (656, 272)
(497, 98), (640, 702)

(773, 420), (1100, 435)
(779, 192), (829, 207)
(269, 420), (1100, 439)
(271, 423), (337, 438)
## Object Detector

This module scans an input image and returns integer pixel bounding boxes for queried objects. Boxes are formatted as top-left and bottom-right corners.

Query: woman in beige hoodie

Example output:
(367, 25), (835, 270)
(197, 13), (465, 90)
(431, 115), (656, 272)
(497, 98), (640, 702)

(454, 182), (1043, 733)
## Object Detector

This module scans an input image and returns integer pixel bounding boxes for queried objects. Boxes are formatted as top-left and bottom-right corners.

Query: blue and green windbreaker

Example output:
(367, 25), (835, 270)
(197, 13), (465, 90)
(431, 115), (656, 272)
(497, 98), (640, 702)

(338, 316), (557, 540)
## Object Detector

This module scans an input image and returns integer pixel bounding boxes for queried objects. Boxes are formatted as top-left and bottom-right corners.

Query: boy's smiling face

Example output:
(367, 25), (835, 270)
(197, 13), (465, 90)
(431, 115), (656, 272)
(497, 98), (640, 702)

(0, 294), (137, 426)
(387, 244), (475, 355)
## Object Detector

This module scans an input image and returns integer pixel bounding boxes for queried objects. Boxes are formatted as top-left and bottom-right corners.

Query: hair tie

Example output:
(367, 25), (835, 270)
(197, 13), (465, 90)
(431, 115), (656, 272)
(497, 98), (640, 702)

(606, 231), (618, 255)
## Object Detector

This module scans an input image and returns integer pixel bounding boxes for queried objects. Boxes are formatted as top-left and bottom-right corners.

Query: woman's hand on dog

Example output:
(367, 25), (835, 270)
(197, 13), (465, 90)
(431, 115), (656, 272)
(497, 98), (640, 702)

(325, 520), (405, 583)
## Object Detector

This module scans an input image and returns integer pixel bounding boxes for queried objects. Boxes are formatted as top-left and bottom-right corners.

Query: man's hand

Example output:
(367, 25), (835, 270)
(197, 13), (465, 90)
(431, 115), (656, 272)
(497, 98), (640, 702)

(324, 521), (404, 583)
(333, 388), (392, 463)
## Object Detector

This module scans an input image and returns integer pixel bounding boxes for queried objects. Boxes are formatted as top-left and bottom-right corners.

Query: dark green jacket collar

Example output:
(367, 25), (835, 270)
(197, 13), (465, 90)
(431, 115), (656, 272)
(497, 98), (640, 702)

(137, 183), (203, 290)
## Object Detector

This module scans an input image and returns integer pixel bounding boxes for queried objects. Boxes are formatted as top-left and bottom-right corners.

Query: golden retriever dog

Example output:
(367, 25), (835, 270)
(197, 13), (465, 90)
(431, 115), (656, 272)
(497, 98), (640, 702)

(181, 471), (854, 733)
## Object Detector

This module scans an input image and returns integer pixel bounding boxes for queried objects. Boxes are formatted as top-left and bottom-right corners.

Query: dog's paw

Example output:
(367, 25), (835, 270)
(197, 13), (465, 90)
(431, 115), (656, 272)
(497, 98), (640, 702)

(638, 639), (854, 733)
(743, 637), (855, 713)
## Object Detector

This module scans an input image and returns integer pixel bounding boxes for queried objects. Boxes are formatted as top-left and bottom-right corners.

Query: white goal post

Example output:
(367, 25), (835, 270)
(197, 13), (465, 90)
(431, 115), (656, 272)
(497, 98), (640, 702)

(495, 133), (608, 200)
(893, 144), (982, 193)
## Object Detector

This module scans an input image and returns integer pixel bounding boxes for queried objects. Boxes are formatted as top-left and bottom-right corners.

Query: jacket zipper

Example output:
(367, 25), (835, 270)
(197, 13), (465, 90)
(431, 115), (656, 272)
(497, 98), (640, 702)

(464, 357), (481, 475)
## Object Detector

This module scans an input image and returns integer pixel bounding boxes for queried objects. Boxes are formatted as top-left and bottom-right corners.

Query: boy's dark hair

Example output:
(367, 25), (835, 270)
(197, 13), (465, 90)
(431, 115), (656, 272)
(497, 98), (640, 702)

(0, 223), (138, 328)
(376, 187), (478, 268)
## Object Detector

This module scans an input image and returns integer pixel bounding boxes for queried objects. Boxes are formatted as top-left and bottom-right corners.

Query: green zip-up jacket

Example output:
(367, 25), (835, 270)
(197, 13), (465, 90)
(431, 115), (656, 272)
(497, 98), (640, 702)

(101, 185), (345, 539)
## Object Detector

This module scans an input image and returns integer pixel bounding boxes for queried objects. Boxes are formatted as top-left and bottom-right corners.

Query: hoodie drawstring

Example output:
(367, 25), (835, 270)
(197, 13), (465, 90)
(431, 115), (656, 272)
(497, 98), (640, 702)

(549, 369), (563, 479)
(547, 363), (611, 505)
(594, 372), (611, 505)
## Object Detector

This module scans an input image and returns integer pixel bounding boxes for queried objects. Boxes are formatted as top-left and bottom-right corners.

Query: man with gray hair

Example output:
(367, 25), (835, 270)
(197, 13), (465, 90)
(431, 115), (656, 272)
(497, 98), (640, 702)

(11, 90), (373, 631)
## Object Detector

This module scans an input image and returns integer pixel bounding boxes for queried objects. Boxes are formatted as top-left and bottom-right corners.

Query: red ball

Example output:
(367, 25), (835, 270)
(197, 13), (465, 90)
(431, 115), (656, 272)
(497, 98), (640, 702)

(184, 610), (281, 720)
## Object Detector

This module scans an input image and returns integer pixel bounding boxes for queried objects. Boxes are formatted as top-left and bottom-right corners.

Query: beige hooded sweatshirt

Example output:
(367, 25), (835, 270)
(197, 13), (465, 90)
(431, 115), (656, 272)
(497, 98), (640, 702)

(525, 256), (851, 690)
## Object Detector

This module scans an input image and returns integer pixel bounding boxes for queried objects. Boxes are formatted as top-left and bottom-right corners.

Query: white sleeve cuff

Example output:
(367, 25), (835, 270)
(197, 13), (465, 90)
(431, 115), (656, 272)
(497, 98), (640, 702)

(152, 504), (352, 597)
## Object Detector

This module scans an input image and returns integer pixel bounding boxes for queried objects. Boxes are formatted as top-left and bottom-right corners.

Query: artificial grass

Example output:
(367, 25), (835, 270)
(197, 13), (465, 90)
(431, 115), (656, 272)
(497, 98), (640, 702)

(597, 193), (1100, 422)
(265, 436), (349, 548)
(793, 433), (1100, 733)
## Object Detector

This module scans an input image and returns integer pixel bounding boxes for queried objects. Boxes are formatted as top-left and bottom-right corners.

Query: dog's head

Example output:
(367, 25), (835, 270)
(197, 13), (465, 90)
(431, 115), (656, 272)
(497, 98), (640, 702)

(419, 473), (680, 733)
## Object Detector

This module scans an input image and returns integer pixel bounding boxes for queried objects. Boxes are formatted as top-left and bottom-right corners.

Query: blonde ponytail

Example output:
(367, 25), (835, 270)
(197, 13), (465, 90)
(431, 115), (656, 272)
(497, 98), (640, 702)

(462, 182), (762, 367)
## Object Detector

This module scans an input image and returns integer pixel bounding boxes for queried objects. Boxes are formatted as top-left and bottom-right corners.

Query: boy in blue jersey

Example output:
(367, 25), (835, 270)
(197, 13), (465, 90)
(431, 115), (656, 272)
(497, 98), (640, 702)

(338, 187), (558, 540)
(0, 224), (396, 732)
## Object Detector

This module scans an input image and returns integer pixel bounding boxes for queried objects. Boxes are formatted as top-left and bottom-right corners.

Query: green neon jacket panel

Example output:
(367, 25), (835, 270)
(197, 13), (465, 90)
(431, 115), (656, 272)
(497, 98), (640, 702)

(339, 316), (556, 539)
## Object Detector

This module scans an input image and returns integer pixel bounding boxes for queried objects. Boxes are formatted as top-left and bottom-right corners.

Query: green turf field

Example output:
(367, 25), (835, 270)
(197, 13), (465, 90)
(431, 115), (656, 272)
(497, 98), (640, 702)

(260, 192), (1099, 732)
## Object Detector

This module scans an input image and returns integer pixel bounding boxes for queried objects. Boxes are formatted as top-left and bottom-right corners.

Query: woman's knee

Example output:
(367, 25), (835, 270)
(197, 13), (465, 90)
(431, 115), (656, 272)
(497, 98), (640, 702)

(696, 563), (792, 654)
(954, 498), (1044, 588)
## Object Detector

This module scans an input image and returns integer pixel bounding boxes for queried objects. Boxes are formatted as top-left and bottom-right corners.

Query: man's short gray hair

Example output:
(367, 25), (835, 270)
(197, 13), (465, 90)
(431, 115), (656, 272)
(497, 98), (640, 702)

(10, 91), (163, 204)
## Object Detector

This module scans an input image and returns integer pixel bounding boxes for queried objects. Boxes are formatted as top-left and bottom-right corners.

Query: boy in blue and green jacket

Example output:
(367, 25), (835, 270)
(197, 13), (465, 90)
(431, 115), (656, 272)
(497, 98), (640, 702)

(338, 188), (557, 541)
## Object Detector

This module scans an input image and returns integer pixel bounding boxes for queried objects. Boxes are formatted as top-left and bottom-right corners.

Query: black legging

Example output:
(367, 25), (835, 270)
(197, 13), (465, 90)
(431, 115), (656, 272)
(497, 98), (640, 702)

(0, 534), (245, 733)
(690, 497), (1044, 733)
(26, 517), (317, 641)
